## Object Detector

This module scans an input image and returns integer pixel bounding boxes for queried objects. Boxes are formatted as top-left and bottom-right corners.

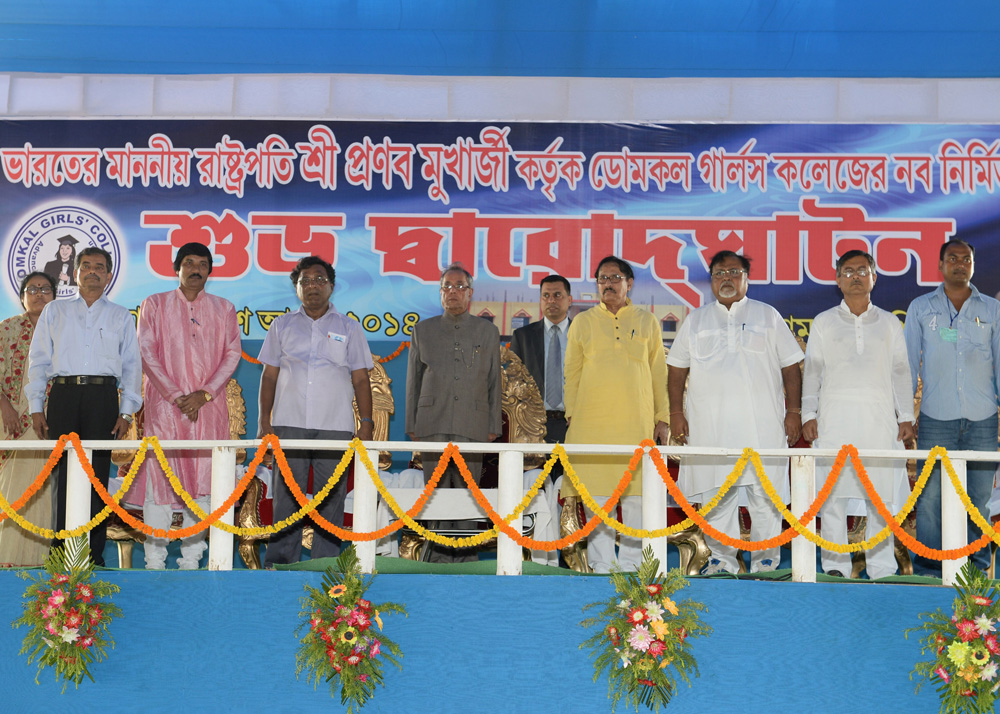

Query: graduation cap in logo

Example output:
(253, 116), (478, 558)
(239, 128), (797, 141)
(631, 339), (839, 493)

(56, 235), (80, 247)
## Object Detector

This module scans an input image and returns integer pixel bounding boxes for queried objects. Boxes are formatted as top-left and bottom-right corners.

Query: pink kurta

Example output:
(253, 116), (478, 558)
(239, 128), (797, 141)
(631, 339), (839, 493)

(125, 289), (241, 507)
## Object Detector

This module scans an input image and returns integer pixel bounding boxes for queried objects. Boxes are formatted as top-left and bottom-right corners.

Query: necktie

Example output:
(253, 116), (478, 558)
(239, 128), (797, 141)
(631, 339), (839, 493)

(545, 325), (562, 409)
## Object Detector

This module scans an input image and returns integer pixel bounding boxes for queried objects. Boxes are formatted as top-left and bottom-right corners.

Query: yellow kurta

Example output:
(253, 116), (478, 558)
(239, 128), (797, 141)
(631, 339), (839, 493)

(562, 300), (668, 497)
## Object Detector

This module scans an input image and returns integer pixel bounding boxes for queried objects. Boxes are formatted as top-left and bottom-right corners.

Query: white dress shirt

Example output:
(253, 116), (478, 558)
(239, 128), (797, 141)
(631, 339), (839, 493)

(26, 292), (142, 414)
(257, 303), (374, 432)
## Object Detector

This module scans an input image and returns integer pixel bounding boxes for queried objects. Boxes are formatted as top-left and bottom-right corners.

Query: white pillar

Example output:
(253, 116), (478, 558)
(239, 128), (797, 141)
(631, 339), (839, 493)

(65, 446), (92, 547)
(790, 455), (817, 583)
(207, 446), (236, 571)
(942, 457), (968, 587)
(497, 450), (524, 575)
(353, 447), (378, 573)
(641, 451), (667, 575)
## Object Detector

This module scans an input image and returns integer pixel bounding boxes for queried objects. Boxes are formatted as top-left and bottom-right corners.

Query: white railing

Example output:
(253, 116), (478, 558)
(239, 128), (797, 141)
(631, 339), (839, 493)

(2, 438), (996, 585)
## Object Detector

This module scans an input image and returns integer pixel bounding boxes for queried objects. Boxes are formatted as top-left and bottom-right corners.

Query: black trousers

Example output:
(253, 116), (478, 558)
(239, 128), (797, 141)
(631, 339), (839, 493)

(47, 381), (118, 566)
(544, 413), (568, 480)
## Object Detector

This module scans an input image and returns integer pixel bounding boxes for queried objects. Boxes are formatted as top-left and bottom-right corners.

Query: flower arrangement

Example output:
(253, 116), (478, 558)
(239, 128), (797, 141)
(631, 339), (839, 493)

(581, 547), (711, 712)
(12, 536), (122, 691)
(295, 546), (406, 713)
(907, 561), (1000, 713)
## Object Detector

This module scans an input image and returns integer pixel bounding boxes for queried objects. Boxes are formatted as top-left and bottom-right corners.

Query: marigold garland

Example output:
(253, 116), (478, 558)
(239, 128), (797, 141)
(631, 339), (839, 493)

(376, 342), (409, 363)
(3, 434), (1000, 560)
(243, 342), (408, 367)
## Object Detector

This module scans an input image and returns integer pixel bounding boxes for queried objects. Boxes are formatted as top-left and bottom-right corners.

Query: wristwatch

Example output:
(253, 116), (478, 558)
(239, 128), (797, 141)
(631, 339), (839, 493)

(120, 413), (134, 424)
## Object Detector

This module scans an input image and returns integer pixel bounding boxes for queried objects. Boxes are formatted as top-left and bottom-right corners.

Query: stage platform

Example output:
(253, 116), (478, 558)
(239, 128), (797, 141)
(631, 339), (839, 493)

(0, 558), (958, 714)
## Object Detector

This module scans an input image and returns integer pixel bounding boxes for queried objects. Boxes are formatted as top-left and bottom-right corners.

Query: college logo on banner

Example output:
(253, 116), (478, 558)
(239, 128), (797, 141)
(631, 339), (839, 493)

(5, 202), (123, 300)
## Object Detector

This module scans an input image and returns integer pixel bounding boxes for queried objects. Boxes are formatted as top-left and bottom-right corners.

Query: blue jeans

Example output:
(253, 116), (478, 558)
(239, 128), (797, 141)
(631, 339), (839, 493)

(913, 413), (998, 576)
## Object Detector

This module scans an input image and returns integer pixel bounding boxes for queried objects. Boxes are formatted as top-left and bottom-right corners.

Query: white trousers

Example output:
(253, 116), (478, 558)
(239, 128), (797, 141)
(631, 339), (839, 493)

(700, 482), (782, 573)
(143, 472), (209, 570)
(586, 496), (642, 573)
(819, 497), (896, 579)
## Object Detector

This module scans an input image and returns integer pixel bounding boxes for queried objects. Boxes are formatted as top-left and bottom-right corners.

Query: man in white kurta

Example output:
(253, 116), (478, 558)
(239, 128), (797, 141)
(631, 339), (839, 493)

(802, 250), (915, 580)
(668, 251), (803, 574)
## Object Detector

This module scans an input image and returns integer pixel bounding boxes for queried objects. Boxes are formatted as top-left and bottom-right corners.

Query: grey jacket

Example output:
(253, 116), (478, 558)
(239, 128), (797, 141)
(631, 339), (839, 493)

(405, 311), (501, 440)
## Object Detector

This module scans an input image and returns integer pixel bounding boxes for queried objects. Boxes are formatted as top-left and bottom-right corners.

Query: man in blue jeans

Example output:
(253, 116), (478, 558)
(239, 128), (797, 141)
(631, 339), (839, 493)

(904, 239), (1000, 576)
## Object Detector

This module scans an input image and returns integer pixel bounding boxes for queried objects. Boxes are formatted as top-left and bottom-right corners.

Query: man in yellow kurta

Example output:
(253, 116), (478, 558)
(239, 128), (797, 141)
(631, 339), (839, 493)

(563, 256), (669, 572)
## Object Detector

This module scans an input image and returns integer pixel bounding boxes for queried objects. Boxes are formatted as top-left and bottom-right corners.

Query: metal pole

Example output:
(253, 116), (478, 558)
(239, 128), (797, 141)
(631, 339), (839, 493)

(642, 451), (667, 575)
(353, 447), (378, 573)
(207, 446), (236, 570)
(497, 450), (524, 575)
(942, 457), (968, 587)
(790, 455), (817, 583)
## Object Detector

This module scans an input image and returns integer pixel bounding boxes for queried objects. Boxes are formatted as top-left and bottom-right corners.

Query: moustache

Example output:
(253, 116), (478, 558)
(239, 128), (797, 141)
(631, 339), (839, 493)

(189, 273), (203, 280)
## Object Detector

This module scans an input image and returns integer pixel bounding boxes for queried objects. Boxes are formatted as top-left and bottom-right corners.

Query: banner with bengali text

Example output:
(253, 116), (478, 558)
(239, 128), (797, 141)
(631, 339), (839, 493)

(2, 120), (998, 344)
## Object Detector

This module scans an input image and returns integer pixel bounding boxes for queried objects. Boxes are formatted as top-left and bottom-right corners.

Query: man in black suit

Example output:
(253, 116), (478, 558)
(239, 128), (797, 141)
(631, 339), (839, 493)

(510, 274), (573, 454)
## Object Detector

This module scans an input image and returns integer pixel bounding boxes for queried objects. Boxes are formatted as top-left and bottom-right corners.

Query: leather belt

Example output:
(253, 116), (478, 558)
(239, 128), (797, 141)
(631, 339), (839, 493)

(53, 375), (116, 386)
(545, 410), (566, 420)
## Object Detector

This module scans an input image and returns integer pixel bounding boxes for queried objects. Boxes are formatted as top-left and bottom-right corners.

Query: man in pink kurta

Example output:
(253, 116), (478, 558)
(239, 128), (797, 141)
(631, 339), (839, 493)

(125, 243), (241, 569)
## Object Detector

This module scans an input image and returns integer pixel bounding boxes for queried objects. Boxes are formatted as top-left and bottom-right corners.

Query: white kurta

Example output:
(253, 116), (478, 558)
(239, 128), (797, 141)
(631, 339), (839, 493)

(668, 296), (803, 502)
(802, 301), (915, 508)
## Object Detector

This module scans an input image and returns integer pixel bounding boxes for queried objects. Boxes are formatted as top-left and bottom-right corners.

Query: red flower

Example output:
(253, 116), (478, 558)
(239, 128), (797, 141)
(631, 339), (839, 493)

(88, 606), (103, 624)
(350, 610), (372, 631)
(676, 627), (687, 642)
(647, 640), (666, 657)
(345, 654), (363, 667)
(961, 690), (975, 697)
(957, 619), (979, 643)
(75, 584), (93, 603)
(645, 584), (663, 596)
(64, 608), (83, 629)
(76, 636), (94, 650)
(356, 598), (372, 612)
(628, 608), (647, 625)
(333, 663), (342, 673)
(986, 634), (1000, 655)
(638, 678), (656, 687)
(974, 596), (994, 607)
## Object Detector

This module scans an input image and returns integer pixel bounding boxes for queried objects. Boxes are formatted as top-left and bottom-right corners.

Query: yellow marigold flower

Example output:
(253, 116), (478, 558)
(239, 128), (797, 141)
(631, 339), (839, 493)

(959, 666), (979, 683)
(659, 658), (672, 669)
(661, 598), (679, 617)
(374, 611), (383, 630)
(948, 642), (972, 668)
(636, 658), (653, 671)
(650, 620), (670, 639)
(328, 584), (347, 598)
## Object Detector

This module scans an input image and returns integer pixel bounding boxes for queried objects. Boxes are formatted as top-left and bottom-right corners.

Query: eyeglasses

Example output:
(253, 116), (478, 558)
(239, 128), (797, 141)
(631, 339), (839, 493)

(24, 286), (53, 295)
(441, 283), (471, 292)
(840, 267), (872, 278)
(297, 277), (330, 287)
(711, 268), (746, 280)
(596, 274), (626, 284)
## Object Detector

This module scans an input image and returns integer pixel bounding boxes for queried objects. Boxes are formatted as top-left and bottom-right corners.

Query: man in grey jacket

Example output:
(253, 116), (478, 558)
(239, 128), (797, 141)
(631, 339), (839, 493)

(406, 263), (501, 562)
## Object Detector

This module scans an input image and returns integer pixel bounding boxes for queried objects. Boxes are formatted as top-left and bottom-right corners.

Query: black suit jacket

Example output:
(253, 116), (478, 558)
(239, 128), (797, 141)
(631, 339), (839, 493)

(509, 318), (570, 400)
